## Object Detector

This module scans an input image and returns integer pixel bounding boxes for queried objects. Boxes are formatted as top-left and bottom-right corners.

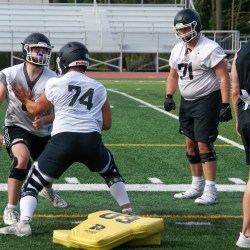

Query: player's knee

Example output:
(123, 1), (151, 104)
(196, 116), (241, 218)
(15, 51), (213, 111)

(200, 143), (217, 163)
(98, 152), (124, 187)
(8, 156), (30, 181)
(186, 146), (201, 164)
(200, 150), (217, 163)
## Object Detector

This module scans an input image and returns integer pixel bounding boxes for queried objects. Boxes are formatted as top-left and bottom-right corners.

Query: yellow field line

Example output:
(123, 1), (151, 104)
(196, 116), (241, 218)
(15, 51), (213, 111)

(0, 214), (240, 219)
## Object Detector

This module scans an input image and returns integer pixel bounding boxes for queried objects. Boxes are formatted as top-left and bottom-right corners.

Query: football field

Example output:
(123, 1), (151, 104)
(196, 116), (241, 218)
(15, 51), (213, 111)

(0, 78), (246, 249)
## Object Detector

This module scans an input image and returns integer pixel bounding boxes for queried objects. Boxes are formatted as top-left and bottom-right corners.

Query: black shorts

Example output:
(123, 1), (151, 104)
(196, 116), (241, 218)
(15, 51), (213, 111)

(4, 126), (51, 161)
(179, 90), (221, 143)
(37, 132), (110, 179)
(238, 108), (250, 165)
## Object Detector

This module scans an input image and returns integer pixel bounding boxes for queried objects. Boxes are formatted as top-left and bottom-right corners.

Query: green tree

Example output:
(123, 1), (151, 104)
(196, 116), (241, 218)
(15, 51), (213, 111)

(195, 0), (250, 35)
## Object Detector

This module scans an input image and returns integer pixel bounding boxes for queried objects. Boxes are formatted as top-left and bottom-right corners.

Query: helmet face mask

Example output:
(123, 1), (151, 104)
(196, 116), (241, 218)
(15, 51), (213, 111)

(56, 41), (89, 75)
(174, 21), (198, 43)
(173, 8), (201, 43)
(22, 33), (52, 66)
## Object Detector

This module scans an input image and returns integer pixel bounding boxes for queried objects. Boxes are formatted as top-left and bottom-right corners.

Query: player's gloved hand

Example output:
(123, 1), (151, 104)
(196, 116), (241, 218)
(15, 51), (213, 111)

(164, 95), (175, 111)
(219, 103), (232, 122)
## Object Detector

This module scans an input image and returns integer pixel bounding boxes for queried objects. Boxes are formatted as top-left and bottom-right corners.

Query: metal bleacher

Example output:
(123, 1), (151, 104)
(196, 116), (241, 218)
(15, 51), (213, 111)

(0, 2), (184, 71)
(0, 1), (240, 72)
(102, 5), (180, 53)
(0, 4), (89, 51)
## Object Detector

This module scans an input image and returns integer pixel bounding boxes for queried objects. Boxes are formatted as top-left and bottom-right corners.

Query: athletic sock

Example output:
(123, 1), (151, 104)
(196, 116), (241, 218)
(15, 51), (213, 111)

(191, 176), (204, 191)
(7, 204), (17, 210)
(205, 180), (216, 192)
(109, 182), (130, 207)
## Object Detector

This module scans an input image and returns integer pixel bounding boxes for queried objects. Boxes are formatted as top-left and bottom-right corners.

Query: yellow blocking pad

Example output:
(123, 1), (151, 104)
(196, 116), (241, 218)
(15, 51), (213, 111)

(53, 210), (164, 250)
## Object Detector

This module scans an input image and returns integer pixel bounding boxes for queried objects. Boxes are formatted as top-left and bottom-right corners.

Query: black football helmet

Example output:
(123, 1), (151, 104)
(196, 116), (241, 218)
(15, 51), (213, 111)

(21, 33), (52, 66)
(173, 8), (202, 43)
(56, 41), (89, 75)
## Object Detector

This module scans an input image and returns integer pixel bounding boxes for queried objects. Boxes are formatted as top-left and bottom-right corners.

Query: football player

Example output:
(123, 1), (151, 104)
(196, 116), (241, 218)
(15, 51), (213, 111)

(232, 41), (250, 247)
(164, 8), (232, 205)
(0, 32), (68, 226)
(0, 41), (134, 236)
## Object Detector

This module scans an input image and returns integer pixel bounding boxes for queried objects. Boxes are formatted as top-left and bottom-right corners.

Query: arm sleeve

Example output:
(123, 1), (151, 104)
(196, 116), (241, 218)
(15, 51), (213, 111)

(203, 46), (226, 68)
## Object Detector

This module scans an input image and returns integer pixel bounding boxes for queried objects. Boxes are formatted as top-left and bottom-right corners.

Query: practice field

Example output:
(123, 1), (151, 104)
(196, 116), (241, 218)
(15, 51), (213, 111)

(0, 77), (246, 250)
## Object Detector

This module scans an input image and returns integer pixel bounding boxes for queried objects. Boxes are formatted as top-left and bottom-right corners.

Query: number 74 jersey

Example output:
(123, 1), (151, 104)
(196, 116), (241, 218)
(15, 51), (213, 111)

(169, 35), (226, 101)
(45, 71), (107, 136)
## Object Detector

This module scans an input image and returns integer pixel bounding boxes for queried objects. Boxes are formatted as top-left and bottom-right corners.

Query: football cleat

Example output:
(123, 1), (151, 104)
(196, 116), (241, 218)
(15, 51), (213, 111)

(0, 223), (31, 237)
(3, 206), (20, 225)
(39, 188), (68, 208)
(122, 208), (136, 215)
(236, 232), (250, 248)
(194, 190), (217, 205)
(174, 188), (203, 199)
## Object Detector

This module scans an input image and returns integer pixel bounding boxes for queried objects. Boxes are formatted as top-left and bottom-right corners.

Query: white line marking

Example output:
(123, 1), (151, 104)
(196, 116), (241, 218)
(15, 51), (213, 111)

(228, 178), (246, 185)
(148, 178), (163, 184)
(65, 177), (80, 184)
(107, 88), (244, 150)
(0, 184), (245, 192)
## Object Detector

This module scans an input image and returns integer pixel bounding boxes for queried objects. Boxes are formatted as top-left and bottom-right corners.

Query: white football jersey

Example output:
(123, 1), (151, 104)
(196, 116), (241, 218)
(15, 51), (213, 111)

(0, 63), (57, 136)
(169, 35), (226, 100)
(45, 71), (107, 136)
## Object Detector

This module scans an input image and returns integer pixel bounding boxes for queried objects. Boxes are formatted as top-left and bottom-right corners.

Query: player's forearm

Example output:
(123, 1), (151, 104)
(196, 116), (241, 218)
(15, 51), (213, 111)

(220, 78), (231, 104)
(232, 87), (239, 122)
(0, 83), (7, 106)
(102, 100), (112, 130)
(166, 81), (178, 96)
(41, 113), (55, 124)
(23, 99), (42, 116)
(166, 69), (178, 95)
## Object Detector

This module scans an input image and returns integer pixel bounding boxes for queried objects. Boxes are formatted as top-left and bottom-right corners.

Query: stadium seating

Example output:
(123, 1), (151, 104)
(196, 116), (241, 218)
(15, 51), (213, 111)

(0, 3), (181, 53)
(0, 4), (90, 52)
(0, 2), (240, 71)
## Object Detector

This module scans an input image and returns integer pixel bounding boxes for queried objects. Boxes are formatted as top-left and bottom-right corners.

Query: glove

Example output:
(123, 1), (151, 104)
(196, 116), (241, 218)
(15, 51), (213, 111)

(219, 103), (232, 122)
(164, 95), (175, 111)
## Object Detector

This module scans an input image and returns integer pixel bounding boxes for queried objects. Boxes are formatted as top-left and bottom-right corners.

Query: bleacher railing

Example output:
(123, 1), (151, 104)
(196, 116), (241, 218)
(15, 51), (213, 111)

(0, 29), (240, 72)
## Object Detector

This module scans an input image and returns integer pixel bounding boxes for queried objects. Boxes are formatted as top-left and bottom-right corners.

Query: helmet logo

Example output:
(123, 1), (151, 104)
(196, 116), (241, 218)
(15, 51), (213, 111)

(37, 42), (49, 47)
(74, 61), (89, 66)
(175, 23), (185, 28)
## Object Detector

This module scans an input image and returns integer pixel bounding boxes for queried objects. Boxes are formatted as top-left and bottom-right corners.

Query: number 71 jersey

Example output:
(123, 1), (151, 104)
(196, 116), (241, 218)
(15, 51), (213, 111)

(169, 35), (226, 101)
(45, 71), (107, 136)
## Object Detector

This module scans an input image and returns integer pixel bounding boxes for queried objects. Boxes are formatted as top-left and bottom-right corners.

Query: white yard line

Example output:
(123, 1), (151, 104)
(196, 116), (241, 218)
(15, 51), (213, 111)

(0, 184), (245, 192)
(148, 178), (163, 184)
(65, 177), (80, 184)
(228, 178), (246, 185)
